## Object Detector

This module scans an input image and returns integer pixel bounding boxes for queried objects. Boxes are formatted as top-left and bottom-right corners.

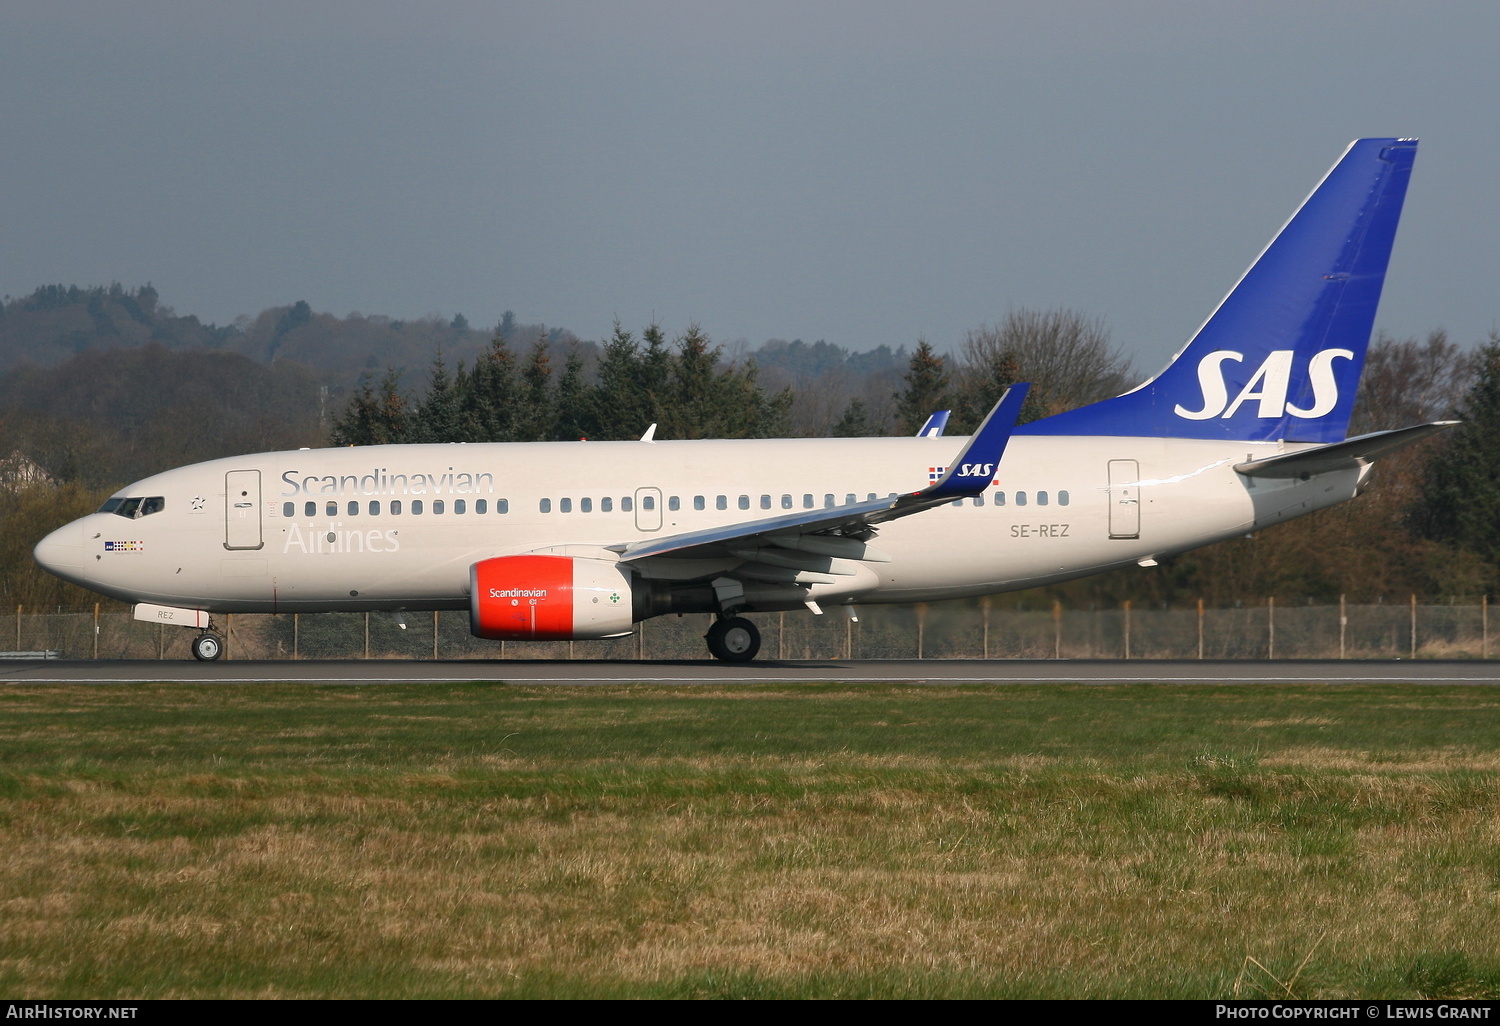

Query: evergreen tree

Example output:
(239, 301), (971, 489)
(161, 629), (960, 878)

(516, 335), (553, 441)
(460, 335), (518, 441)
(331, 375), (380, 446)
(411, 350), (460, 442)
(894, 338), (949, 436)
(663, 324), (719, 439)
(370, 368), (409, 443)
(832, 397), (876, 437)
(590, 321), (644, 439)
(950, 346), (1047, 431)
(1411, 332), (1500, 570)
(331, 367), (410, 445)
(636, 323), (672, 430)
(551, 344), (588, 441)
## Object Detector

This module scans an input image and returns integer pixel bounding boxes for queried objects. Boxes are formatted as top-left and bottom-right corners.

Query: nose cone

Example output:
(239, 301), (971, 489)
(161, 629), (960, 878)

(34, 521), (84, 576)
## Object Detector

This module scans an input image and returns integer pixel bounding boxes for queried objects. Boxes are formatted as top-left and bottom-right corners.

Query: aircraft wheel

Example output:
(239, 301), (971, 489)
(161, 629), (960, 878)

(191, 633), (223, 662)
(706, 617), (760, 663)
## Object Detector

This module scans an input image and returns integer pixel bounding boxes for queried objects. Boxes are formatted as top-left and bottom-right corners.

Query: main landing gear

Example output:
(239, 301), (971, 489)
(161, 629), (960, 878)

(190, 632), (223, 661)
(706, 616), (760, 663)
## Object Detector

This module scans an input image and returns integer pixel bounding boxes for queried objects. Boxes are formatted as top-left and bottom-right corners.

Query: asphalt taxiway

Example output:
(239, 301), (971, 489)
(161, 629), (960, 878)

(2, 658), (1499, 685)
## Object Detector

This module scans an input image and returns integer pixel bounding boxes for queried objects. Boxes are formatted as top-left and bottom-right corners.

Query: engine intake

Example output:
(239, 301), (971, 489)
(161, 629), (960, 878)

(469, 555), (637, 640)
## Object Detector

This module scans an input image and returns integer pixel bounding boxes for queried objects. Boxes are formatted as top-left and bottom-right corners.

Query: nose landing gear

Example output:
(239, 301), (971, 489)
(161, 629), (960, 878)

(705, 616), (760, 663)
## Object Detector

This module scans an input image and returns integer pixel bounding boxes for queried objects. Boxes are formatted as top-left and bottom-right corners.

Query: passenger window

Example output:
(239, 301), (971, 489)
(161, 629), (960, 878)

(602, 497), (613, 512)
(667, 496), (678, 511)
(760, 495), (771, 510)
(348, 501), (359, 516)
(803, 494), (814, 509)
(560, 498), (572, 513)
(971, 496), (982, 507)
(694, 496), (705, 511)
(845, 493), (856, 505)
(1037, 491), (1048, 506)
(497, 499), (509, 514)
(738, 495), (749, 510)
(370, 500), (381, 515)
(326, 501), (337, 517)
(412, 500), (424, 514)
(716, 495), (727, 510)
(1058, 490), (1070, 507)
(643, 495), (655, 510)
(391, 500), (403, 515)
(781, 494), (793, 509)
(580, 498), (592, 513)
(1016, 491), (1028, 507)
(433, 500), (445, 514)
(995, 492), (1006, 506)
(455, 499), (466, 514)
(474, 499), (485, 514)
(539, 498), (551, 513)
(622, 496), (633, 512)
(824, 494), (834, 508)
(282, 502), (295, 518)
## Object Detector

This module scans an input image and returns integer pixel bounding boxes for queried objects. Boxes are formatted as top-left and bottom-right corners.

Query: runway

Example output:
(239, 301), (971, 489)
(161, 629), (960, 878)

(3, 658), (1500, 685)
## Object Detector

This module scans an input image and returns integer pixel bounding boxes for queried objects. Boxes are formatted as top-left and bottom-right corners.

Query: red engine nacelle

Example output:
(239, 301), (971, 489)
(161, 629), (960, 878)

(469, 555), (637, 641)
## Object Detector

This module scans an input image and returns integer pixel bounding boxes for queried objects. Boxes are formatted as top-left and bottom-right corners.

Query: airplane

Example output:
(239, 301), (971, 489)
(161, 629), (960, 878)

(34, 138), (1446, 663)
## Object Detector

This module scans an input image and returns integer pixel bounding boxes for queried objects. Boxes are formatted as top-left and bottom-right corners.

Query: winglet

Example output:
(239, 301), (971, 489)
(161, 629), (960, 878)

(922, 384), (1028, 501)
(916, 410), (950, 438)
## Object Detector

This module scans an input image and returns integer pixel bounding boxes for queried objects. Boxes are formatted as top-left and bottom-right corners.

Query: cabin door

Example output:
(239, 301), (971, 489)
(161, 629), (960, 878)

(224, 470), (264, 550)
(634, 487), (663, 532)
(1107, 459), (1140, 539)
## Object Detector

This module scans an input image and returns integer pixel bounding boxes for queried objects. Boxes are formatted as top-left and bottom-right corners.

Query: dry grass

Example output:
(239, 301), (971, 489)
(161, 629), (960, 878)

(0, 682), (1498, 998)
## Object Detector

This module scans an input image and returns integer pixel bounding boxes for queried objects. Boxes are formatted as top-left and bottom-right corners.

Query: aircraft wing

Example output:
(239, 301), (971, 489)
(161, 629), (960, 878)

(1234, 421), (1458, 479)
(608, 386), (1029, 570)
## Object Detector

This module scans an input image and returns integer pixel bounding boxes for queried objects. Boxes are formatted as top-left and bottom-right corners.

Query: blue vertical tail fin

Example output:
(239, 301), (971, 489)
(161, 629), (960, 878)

(1021, 138), (1417, 443)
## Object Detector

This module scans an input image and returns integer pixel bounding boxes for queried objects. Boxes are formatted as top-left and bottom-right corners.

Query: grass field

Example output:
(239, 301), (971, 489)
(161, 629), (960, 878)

(1, 681), (1498, 999)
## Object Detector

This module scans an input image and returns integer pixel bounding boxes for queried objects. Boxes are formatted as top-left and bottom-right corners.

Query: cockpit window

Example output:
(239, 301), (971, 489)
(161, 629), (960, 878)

(105, 496), (165, 519)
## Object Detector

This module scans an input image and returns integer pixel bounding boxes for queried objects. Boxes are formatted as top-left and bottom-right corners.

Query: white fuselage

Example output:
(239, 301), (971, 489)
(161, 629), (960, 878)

(35, 434), (1359, 616)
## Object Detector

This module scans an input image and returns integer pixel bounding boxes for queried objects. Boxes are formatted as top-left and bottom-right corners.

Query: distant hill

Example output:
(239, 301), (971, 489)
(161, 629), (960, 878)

(0, 283), (912, 436)
(0, 284), (579, 387)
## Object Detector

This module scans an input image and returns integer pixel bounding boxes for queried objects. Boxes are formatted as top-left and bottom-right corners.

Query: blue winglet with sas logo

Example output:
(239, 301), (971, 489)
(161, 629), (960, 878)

(922, 383), (1029, 501)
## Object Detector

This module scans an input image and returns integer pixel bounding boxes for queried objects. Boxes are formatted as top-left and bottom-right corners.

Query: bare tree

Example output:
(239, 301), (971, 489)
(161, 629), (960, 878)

(1349, 329), (1477, 435)
(955, 308), (1132, 428)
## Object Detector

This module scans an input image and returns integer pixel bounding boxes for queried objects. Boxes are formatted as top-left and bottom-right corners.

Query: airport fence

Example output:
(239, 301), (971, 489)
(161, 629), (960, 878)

(7, 595), (1498, 661)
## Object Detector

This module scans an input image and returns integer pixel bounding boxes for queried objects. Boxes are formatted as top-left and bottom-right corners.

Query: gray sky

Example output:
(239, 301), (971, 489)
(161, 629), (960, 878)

(4, 1), (1498, 373)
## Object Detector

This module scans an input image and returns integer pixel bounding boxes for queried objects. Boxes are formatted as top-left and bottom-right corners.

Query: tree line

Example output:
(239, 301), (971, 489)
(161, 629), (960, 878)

(332, 322), (793, 445)
(0, 281), (1497, 613)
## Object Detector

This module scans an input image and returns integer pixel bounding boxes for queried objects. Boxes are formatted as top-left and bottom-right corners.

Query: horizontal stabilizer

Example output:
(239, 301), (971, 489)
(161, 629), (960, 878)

(1235, 421), (1457, 478)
